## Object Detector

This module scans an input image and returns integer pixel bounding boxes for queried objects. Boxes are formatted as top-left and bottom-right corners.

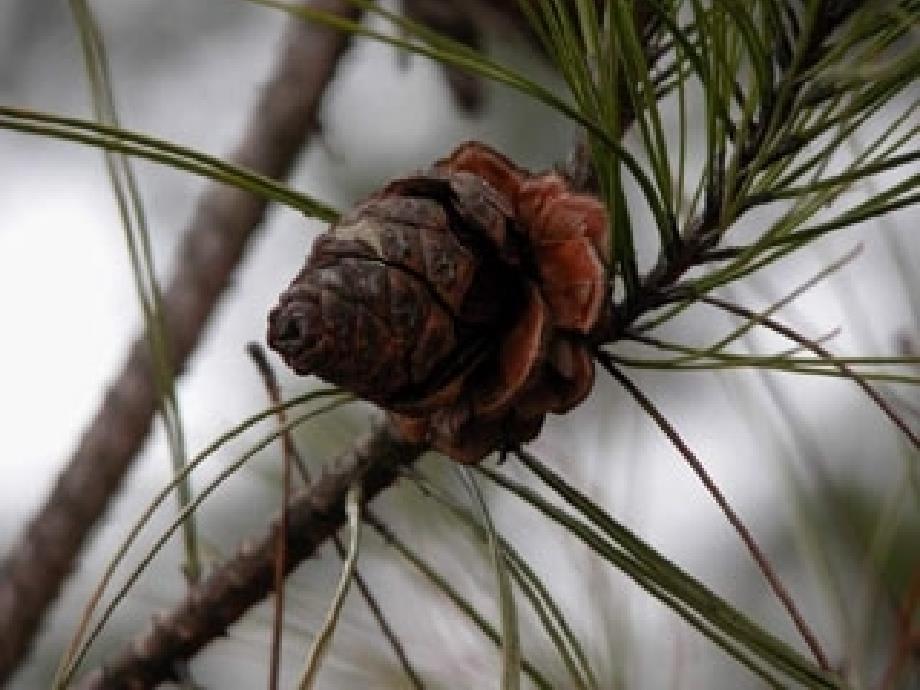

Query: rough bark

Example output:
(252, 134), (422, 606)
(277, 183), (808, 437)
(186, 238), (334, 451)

(75, 425), (425, 690)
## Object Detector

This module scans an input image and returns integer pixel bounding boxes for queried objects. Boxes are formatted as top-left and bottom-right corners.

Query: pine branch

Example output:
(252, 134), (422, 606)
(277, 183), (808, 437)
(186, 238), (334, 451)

(74, 424), (426, 690)
(30, 2), (914, 686)
(596, 0), (895, 341)
(0, 1), (361, 682)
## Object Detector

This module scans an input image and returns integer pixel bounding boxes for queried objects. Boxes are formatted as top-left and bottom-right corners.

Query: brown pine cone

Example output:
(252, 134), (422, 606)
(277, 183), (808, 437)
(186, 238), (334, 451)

(268, 142), (609, 463)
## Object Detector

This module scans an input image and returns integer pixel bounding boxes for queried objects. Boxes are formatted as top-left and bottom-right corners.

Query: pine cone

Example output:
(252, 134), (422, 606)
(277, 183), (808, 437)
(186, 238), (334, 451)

(268, 142), (610, 463)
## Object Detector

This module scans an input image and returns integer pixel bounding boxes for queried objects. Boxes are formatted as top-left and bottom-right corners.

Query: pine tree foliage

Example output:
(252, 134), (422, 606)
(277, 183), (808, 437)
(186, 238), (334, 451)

(1, 1), (917, 688)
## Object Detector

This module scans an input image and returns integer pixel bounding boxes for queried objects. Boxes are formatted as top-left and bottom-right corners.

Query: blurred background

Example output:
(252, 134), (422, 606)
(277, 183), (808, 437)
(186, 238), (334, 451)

(0, 1), (917, 688)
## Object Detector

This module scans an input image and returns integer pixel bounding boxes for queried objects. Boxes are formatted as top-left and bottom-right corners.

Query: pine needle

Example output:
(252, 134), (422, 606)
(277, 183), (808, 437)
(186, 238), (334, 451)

(297, 481), (363, 689)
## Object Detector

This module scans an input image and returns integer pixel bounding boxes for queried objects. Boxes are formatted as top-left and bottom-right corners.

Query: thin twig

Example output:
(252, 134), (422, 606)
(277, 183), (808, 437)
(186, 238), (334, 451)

(0, 1), (361, 682)
(595, 351), (831, 671)
(701, 296), (920, 452)
(274, 402), (290, 690)
(245, 343), (291, 690)
(247, 343), (425, 689)
(75, 423), (425, 690)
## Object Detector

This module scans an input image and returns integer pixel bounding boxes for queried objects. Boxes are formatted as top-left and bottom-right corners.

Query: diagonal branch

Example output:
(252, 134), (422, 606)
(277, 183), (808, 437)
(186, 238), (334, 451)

(0, 1), (361, 682)
(75, 424), (426, 690)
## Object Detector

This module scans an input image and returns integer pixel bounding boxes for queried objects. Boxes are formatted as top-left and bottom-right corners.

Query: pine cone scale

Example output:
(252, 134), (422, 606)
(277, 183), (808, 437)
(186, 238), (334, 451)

(323, 204), (481, 321)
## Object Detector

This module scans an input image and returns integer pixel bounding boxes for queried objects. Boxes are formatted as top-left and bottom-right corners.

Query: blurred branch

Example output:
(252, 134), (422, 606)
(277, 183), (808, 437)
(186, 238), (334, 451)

(75, 424), (426, 690)
(0, 1), (361, 681)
